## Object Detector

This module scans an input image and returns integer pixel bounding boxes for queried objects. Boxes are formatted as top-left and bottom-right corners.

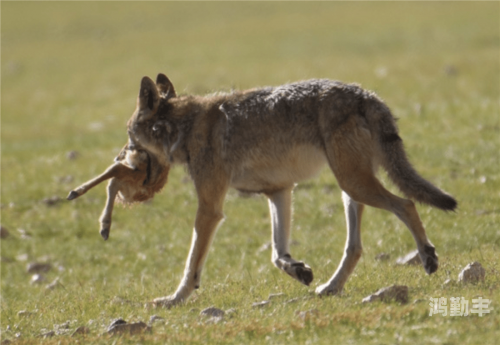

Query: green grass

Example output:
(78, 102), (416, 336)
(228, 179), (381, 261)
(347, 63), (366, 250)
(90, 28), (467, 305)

(1, 2), (499, 344)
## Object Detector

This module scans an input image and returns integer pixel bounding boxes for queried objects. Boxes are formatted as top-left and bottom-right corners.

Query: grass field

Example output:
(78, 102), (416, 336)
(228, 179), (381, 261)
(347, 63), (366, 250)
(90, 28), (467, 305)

(1, 2), (499, 344)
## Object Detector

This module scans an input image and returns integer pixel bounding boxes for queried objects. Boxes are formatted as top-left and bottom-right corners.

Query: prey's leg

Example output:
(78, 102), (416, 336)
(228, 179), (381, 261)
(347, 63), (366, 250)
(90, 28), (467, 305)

(67, 162), (129, 200)
(98, 178), (120, 240)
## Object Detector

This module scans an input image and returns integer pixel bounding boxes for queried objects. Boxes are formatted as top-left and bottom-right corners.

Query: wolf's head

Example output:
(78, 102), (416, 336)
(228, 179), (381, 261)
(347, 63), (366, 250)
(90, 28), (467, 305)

(127, 74), (184, 164)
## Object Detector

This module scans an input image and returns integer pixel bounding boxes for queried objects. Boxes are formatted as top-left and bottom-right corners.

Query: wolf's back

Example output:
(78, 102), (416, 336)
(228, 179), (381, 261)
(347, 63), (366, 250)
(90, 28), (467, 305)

(365, 96), (457, 211)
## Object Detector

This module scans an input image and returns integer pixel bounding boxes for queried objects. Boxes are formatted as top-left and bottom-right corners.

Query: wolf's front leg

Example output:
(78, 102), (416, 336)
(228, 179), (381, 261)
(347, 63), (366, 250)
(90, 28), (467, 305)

(316, 192), (364, 296)
(153, 183), (227, 308)
(267, 187), (313, 286)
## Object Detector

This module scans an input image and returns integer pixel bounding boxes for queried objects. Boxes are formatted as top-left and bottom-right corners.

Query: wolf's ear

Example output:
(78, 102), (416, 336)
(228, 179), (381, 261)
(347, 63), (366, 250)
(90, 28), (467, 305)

(156, 73), (176, 99)
(138, 76), (160, 112)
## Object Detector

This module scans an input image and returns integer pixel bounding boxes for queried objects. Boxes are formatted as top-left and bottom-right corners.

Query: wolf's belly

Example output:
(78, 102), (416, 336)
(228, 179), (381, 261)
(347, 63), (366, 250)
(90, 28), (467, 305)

(229, 145), (327, 194)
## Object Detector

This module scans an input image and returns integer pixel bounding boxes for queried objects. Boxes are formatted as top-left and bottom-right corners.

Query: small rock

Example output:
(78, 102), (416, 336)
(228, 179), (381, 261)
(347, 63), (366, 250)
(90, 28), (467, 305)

(71, 326), (89, 337)
(204, 316), (223, 324)
(252, 300), (271, 308)
(67, 151), (79, 160)
(200, 307), (225, 318)
(31, 274), (45, 284)
(0, 226), (9, 239)
(43, 196), (62, 206)
(375, 253), (390, 261)
(107, 318), (127, 331)
(107, 321), (150, 335)
(362, 285), (409, 304)
(458, 262), (485, 284)
(396, 250), (421, 266)
(27, 262), (52, 273)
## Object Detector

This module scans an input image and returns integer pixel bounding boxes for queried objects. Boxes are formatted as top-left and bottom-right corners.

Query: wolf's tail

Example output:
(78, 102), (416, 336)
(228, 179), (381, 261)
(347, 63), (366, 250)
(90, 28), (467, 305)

(366, 97), (457, 211)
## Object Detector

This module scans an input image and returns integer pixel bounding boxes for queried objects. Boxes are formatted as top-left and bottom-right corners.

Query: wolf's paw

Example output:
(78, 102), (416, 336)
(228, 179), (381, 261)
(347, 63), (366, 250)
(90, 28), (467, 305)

(276, 258), (314, 286)
(420, 245), (438, 274)
(151, 296), (184, 309)
(290, 262), (314, 286)
(315, 282), (343, 296)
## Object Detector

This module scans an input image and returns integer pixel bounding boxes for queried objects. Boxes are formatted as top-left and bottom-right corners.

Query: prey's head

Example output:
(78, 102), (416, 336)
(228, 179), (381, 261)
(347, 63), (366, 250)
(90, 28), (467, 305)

(114, 138), (148, 174)
(114, 134), (169, 189)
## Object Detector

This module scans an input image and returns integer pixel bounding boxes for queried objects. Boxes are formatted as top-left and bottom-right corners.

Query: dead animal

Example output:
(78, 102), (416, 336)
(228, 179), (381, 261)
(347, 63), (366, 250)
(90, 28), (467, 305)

(67, 137), (169, 240)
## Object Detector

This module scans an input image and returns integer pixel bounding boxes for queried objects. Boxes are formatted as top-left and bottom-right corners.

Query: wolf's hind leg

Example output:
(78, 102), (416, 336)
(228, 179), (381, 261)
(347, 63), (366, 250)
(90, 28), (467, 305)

(267, 187), (313, 286)
(324, 133), (438, 278)
(339, 175), (438, 274)
(316, 192), (364, 295)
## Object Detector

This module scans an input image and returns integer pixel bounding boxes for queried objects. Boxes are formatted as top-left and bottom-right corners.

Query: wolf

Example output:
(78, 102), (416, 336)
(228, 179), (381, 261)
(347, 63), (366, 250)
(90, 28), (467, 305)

(110, 74), (456, 307)
(67, 139), (169, 240)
